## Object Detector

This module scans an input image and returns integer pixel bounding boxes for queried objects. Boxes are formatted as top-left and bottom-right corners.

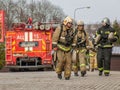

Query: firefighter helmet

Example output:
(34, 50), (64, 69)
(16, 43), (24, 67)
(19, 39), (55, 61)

(102, 17), (110, 25)
(77, 20), (84, 26)
(63, 16), (72, 25)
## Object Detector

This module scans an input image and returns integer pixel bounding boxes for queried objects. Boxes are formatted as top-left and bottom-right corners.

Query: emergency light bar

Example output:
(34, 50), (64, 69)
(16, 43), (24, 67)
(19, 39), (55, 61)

(39, 25), (44, 30)
(39, 24), (51, 31)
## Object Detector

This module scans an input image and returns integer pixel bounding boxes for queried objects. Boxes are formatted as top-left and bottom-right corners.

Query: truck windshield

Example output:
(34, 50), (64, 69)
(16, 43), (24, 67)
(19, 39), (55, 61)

(19, 41), (38, 47)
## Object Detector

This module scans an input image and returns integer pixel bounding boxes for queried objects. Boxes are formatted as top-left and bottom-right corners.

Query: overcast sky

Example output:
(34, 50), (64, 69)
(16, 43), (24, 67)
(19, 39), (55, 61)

(48, 0), (120, 24)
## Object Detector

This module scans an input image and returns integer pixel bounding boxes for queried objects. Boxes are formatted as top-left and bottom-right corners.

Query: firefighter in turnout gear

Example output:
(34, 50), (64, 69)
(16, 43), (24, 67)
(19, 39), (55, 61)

(52, 16), (76, 80)
(88, 40), (97, 72)
(94, 17), (119, 76)
(72, 20), (90, 77)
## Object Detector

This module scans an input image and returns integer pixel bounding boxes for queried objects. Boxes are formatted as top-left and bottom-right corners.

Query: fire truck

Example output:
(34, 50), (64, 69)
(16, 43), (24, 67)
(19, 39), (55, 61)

(4, 17), (54, 71)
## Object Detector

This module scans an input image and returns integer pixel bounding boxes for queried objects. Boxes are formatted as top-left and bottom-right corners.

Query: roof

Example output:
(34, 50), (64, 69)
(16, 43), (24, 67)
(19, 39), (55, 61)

(112, 46), (120, 55)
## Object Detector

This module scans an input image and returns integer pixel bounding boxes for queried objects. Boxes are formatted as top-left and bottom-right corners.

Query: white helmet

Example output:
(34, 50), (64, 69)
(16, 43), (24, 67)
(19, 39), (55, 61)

(77, 20), (84, 26)
(102, 17), (110, 25)
(63, 16), (73, 25)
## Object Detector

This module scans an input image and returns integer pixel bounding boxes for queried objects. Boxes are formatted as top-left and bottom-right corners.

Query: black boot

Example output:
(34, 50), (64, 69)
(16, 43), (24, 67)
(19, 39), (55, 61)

(74, 73), (79, 76)
(57, 74), (62, 79)
(104, 73), (109, 76)
(65, 77), (70, 80)
(99, 71), (103, 76)
(81, 71), (86, 77)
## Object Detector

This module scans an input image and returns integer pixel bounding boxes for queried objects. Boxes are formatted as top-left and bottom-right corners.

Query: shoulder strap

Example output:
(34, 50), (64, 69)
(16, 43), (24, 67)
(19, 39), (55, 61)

(74, 29), (78, 36)
(58, 25), (63, 41)
(83, 30), (86, 36)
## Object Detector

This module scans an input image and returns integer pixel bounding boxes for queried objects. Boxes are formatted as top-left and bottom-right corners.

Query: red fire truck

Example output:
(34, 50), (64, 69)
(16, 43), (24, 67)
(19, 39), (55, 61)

(5, 20), (54, 71)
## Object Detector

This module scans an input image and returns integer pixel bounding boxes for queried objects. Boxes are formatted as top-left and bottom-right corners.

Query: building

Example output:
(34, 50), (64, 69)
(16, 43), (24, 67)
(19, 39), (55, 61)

(111, 46), (120, 71)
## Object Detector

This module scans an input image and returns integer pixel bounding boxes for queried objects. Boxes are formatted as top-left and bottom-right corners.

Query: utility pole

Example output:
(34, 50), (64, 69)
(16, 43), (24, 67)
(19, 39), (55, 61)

(73, 6), (90, 28)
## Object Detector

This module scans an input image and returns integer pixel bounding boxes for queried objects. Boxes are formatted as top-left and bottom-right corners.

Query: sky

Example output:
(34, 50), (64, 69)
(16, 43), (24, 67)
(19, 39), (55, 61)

(48, 0), (120, 24)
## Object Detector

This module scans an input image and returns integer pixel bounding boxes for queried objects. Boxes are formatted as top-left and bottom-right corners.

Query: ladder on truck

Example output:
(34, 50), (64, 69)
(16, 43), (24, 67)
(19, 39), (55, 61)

(5, 36), (13, 65)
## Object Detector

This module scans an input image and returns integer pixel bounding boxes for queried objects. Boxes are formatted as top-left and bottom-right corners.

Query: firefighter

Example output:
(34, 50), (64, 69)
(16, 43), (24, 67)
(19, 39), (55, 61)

(72, 46), (79, 76)
(72, 20), (90, 77)
(26, 17), (33, 28)
(85, 49), (90, 71)
(88, 40), (97, 72)
(94, 17), (119, 76)
(52, 16), (76, 80)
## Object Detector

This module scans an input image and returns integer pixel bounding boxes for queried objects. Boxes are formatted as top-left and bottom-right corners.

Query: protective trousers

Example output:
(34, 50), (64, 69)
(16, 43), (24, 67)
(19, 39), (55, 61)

(78, 48), (87, 72)
(56, 50), (72, 78)
(72, 50), (79, 74)
(97, 47), (112, 74)
(94, 53), (98, 69)
(89, 52), (97, 70)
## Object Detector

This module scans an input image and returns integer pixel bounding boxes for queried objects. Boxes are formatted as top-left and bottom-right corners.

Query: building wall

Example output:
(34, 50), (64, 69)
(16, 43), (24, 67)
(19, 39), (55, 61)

(111, 55), (120, 71)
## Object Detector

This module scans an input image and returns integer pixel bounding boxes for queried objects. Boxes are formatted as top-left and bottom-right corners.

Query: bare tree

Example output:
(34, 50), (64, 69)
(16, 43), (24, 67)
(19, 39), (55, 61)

(28, 0), (65, 23)
(14, 0), (28, 22)
(0, 0), (17, 28)
(0, 0), (65, 29)
(50, 5), (65, 23)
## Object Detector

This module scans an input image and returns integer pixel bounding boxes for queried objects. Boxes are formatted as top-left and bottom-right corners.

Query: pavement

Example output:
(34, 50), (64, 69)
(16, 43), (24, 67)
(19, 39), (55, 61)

(0, 70), (120, 90)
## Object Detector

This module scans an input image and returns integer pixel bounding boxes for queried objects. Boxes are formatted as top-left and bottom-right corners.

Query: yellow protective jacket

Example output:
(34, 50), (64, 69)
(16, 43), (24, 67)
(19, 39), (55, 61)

(52, 25), (76, 52)
(74, 30), (89, 49)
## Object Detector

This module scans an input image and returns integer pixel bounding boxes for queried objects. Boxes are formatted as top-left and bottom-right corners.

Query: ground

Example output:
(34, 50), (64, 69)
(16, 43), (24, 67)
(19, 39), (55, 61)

(0, 71), (120, 90)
